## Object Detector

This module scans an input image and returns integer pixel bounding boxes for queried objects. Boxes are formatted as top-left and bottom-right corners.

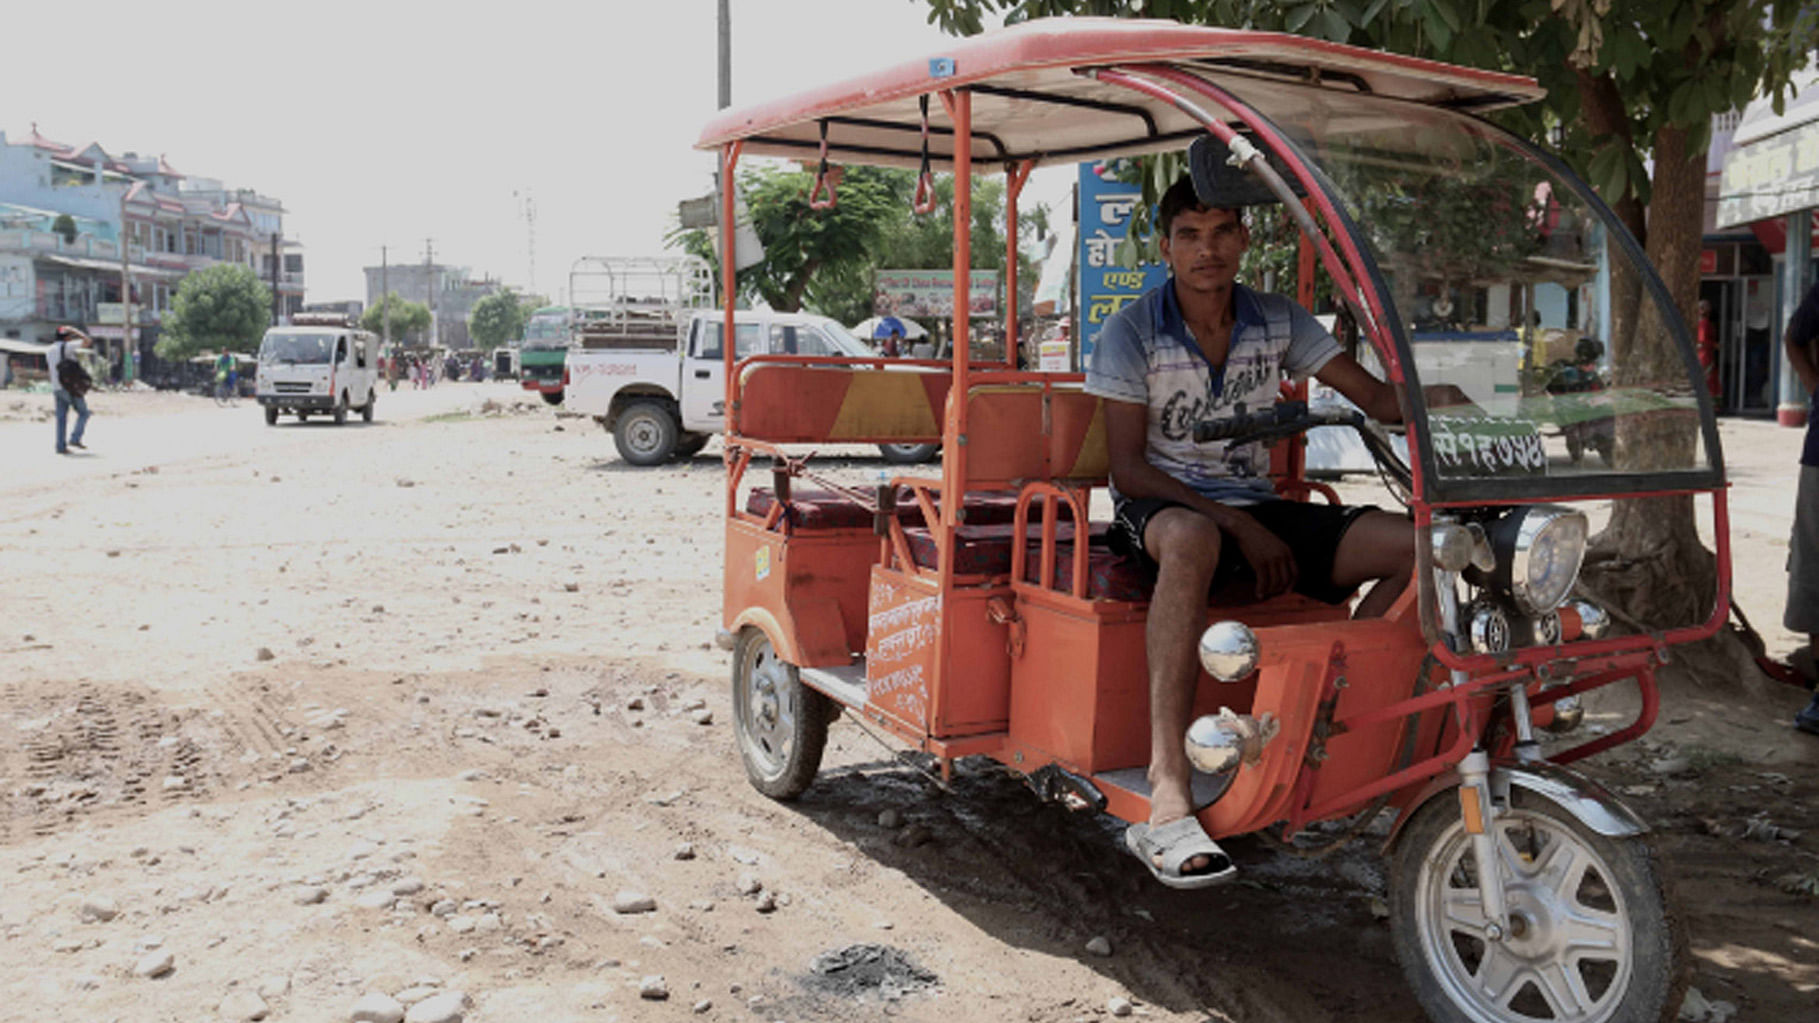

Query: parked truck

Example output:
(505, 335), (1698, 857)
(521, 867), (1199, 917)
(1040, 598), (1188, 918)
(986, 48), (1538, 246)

(517, 306), (571, 405)
(565, 303), (940, 466)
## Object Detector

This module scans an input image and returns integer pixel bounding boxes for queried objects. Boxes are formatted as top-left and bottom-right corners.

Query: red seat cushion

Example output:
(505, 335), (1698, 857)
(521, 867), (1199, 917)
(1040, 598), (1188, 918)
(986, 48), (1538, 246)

(901, 522), (1110, 577)
(1035, 546), (1153, 602)
(743, 488), (1073, 531)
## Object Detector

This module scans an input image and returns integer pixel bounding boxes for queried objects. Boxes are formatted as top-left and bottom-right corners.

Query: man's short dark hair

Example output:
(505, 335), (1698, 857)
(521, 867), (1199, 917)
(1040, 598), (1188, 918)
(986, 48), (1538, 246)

(1158, 174), (1239, 238)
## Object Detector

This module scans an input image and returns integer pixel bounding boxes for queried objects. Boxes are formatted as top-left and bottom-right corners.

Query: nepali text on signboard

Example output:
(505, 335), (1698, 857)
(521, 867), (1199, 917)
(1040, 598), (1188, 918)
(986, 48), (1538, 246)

(1717, 120), (1819, 229)
(1077, 163), (1170, 361)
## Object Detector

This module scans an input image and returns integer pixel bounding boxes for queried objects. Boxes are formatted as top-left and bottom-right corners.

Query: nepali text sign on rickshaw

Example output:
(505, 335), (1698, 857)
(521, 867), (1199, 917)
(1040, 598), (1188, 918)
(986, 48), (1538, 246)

(1077, 162), (1169, 360)
(873, 269), (998, 319)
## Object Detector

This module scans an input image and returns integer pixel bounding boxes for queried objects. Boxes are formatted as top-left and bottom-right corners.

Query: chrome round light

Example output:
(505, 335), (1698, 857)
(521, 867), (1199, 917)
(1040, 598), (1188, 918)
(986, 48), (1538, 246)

(1198, 621), (1259, 683)
(1490, 506), (1590, 616)
(1184, 709), (1276, 776)
(1542, 694), (1586, 734)
(1468, 602), (1511, 654)
(1533, 610), (1563, 646)
(1431, 522), (1473, 573)
(1564, 599), (1611, 640)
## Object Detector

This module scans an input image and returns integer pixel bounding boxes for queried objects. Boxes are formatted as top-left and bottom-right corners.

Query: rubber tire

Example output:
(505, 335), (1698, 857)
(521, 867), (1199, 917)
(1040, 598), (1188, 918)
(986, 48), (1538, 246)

(675, 432), (711, 459)
(297, 411), (308, 422)
(1389, 787), (1685, 1023)
(332, 394), (348, 426)
(880, 442), (940, 464)
(731, 628), (830, 800)
(613, 400), (680, 466)
(540, 389), (564, 407)
(264, 405), (278, 426)
(362, 392), (375, 423)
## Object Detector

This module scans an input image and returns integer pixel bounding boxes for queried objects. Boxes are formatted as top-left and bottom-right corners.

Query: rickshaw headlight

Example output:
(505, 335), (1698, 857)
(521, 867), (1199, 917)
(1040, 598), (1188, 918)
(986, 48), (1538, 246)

(1489, 506), (1588, 616)
(1198, 621), (1259, 683)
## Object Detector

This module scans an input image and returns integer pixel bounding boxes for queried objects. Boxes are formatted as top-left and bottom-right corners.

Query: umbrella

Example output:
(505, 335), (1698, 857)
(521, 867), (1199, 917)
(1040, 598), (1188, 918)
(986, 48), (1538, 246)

(851, 315), (927, 340)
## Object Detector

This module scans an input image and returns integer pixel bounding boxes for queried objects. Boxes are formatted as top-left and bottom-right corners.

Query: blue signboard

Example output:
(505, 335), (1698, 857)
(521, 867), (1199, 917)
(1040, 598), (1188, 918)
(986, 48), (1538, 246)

(1077, 162), (1171, 361)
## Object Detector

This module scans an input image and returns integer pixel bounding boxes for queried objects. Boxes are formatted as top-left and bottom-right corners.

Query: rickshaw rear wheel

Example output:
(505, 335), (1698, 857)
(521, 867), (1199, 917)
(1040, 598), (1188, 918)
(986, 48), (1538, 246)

(1390, 788), (1684, 1023)
(879, 442), (940, 464)
(732, 628), (829, 800)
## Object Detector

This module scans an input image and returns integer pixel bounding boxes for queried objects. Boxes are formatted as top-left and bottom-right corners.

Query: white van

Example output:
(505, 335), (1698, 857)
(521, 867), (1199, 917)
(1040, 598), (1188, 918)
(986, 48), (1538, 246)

(254, 314), (380, 425)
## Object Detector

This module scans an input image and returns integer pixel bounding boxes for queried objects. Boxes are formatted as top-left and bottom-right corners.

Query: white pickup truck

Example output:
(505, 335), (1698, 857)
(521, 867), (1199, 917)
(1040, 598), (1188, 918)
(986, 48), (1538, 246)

(564, 308), (938, 465)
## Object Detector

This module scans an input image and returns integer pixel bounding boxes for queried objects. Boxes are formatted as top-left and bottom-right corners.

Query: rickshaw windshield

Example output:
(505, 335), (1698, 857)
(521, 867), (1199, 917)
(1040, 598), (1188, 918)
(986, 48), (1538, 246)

(1224, 82), (1718, 498)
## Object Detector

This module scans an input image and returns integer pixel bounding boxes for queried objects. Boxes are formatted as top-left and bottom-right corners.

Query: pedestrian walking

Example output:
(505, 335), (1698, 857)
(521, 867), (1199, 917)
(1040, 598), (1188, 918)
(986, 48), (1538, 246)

(214, 349), (236, 404)
(1782, 276), (1819, 735)
(48, 326), (94, 454)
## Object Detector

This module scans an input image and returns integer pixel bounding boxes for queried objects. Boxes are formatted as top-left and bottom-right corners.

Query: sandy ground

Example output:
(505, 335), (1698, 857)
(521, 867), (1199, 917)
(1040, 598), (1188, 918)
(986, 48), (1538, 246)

(0, 383), (1814, 1023)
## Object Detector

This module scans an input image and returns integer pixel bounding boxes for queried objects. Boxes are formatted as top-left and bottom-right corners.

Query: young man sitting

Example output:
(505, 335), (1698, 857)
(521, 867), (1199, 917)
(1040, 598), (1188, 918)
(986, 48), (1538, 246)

(1086, 176), (1432, 889)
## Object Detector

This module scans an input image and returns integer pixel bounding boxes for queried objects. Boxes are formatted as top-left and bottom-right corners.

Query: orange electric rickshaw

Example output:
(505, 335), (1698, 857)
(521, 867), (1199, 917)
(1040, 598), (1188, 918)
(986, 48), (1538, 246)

(703, 19), (1727, 1023)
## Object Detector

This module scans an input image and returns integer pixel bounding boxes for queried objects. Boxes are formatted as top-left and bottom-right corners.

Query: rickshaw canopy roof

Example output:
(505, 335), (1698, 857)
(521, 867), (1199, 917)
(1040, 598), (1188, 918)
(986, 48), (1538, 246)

(696, 18), (1545, 170)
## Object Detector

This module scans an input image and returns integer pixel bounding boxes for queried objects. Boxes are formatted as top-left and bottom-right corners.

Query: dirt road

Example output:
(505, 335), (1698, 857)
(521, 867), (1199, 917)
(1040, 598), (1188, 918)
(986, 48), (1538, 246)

(1, 385), (1814, 1022)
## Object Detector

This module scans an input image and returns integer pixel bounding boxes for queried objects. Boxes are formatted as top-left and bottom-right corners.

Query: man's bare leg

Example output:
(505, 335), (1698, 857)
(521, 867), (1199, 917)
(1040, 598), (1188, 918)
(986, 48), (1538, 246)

(1141, 508), (1225, 872)
(1332, 510), (1416, 619)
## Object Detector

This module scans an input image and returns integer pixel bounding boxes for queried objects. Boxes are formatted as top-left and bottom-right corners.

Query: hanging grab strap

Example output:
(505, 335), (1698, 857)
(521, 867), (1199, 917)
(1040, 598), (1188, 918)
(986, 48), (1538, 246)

(809, 119), (838, 210)
(912, 95), (938, 215)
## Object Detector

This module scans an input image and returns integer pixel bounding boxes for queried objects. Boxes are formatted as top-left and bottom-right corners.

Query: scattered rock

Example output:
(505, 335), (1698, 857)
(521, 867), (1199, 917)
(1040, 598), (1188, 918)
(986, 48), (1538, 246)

(79, 894), (119, 922)
(1108, 996), (1135, 1017)
(692, 999), (712, 1013)
(613, 891), (657, 914)
(1678, 986), (1738, 1023)
(564, 582), (580, 592)
(1084, 936), (1113, 957)
(639, 976), (669, 1001)
(295, 886), (329, 905)
(392, 876), (425, 896)
(134, 948), (175, 978)
(257, 975), (290, 999)
(403, 990), (468, 1023)
(395, 985), (439, 1005)
(349, 991), (406, 1023)
(690, 708), (714, 726)
(219, 988), (270, 1020)
(755, 891), (777, 914)
(877, 809), (903, 829)
(255, 647), (275, 662)
(1651, 754), (1692, 777)
(674, 842), (696, 861)
(737, 873), (763, 896)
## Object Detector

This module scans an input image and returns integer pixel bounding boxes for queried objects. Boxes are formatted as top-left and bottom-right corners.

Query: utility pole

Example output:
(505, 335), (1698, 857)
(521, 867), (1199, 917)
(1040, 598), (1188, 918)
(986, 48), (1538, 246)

(380, 245), (391, 350)
(718, 0), (731, 110)
(424, 239), (437, 348)
(516, 189), (537, 298)
(270, 233), (282, 325)
(119, 190), (134, 382)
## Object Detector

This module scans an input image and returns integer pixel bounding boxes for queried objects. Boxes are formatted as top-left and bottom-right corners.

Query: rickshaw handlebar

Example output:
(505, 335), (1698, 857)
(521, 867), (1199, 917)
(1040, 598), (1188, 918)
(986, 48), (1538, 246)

(1192, 401), (1362, 443)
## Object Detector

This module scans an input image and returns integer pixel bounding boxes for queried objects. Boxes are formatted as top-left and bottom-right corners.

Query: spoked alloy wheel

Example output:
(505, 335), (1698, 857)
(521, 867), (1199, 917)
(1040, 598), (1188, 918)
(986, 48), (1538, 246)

(1391, 790), (1683, 1023)
(731, 628), (829, 800)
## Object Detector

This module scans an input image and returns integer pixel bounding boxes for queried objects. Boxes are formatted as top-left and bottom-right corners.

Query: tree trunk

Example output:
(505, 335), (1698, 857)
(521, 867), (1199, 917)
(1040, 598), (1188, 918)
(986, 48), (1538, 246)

(1577, 117), (1760, 689)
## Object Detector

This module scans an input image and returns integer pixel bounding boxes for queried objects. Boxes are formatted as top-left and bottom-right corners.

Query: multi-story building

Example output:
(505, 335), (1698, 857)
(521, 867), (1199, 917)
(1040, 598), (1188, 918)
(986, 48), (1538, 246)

(362, 262), (504, 350)
(0, 125), (303, 381)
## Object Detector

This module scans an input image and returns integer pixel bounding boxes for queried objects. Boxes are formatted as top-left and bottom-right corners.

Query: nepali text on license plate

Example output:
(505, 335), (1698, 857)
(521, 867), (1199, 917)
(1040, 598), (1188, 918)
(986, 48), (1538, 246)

(1430, 415), (1547, 478)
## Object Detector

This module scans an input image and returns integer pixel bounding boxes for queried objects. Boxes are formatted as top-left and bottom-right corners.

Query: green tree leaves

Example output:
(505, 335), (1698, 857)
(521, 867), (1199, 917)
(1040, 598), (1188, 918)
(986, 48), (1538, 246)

(360, 292), (432, 344)
(155, 263), (270, 360)
(468, 290), (529, 348)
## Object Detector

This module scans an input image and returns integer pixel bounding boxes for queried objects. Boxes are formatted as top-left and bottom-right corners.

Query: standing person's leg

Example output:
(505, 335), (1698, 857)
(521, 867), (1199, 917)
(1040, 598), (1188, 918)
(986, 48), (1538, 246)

(54, 391), (70, 453)
(69, 394), (90, 448)
(1788, 465), (1819, 734)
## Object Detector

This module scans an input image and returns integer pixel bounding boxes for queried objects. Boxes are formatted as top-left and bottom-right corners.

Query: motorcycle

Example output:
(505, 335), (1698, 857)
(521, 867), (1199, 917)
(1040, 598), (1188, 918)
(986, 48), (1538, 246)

(702, 20), (1726, 1023)
(1544, 337), (1616, 466)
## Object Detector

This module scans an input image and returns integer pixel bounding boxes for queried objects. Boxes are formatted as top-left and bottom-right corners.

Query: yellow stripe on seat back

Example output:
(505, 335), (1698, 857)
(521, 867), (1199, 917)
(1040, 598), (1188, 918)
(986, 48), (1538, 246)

(827, 371), (941, 440)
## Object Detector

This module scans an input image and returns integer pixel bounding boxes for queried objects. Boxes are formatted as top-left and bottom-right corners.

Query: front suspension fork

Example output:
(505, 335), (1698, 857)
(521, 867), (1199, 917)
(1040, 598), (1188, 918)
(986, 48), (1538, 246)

(1456, 749), (1511, 941)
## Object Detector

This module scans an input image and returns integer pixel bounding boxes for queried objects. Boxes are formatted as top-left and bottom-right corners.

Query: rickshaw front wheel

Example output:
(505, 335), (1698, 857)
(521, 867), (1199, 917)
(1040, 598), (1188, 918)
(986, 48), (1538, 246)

(732, 628), (830, 800)
(1389, 788), (1685, 1023)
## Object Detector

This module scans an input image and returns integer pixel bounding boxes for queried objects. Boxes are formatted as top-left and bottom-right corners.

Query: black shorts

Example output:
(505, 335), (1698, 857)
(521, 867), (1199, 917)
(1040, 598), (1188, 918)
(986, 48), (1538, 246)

(1110, 496), (1381, 605)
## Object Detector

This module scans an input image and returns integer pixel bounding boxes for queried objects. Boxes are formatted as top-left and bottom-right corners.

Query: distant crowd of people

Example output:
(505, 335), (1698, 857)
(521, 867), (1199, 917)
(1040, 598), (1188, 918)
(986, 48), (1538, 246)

(384, 353), (491, 391)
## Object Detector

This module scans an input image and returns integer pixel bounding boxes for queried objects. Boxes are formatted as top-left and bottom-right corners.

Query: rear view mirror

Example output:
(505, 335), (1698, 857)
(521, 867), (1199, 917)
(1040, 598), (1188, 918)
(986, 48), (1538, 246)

(1187, 133), (1306, 210)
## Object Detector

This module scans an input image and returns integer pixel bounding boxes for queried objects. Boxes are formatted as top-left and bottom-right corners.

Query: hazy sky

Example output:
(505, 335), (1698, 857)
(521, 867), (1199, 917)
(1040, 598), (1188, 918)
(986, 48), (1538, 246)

(8, 0), (1071, 307)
